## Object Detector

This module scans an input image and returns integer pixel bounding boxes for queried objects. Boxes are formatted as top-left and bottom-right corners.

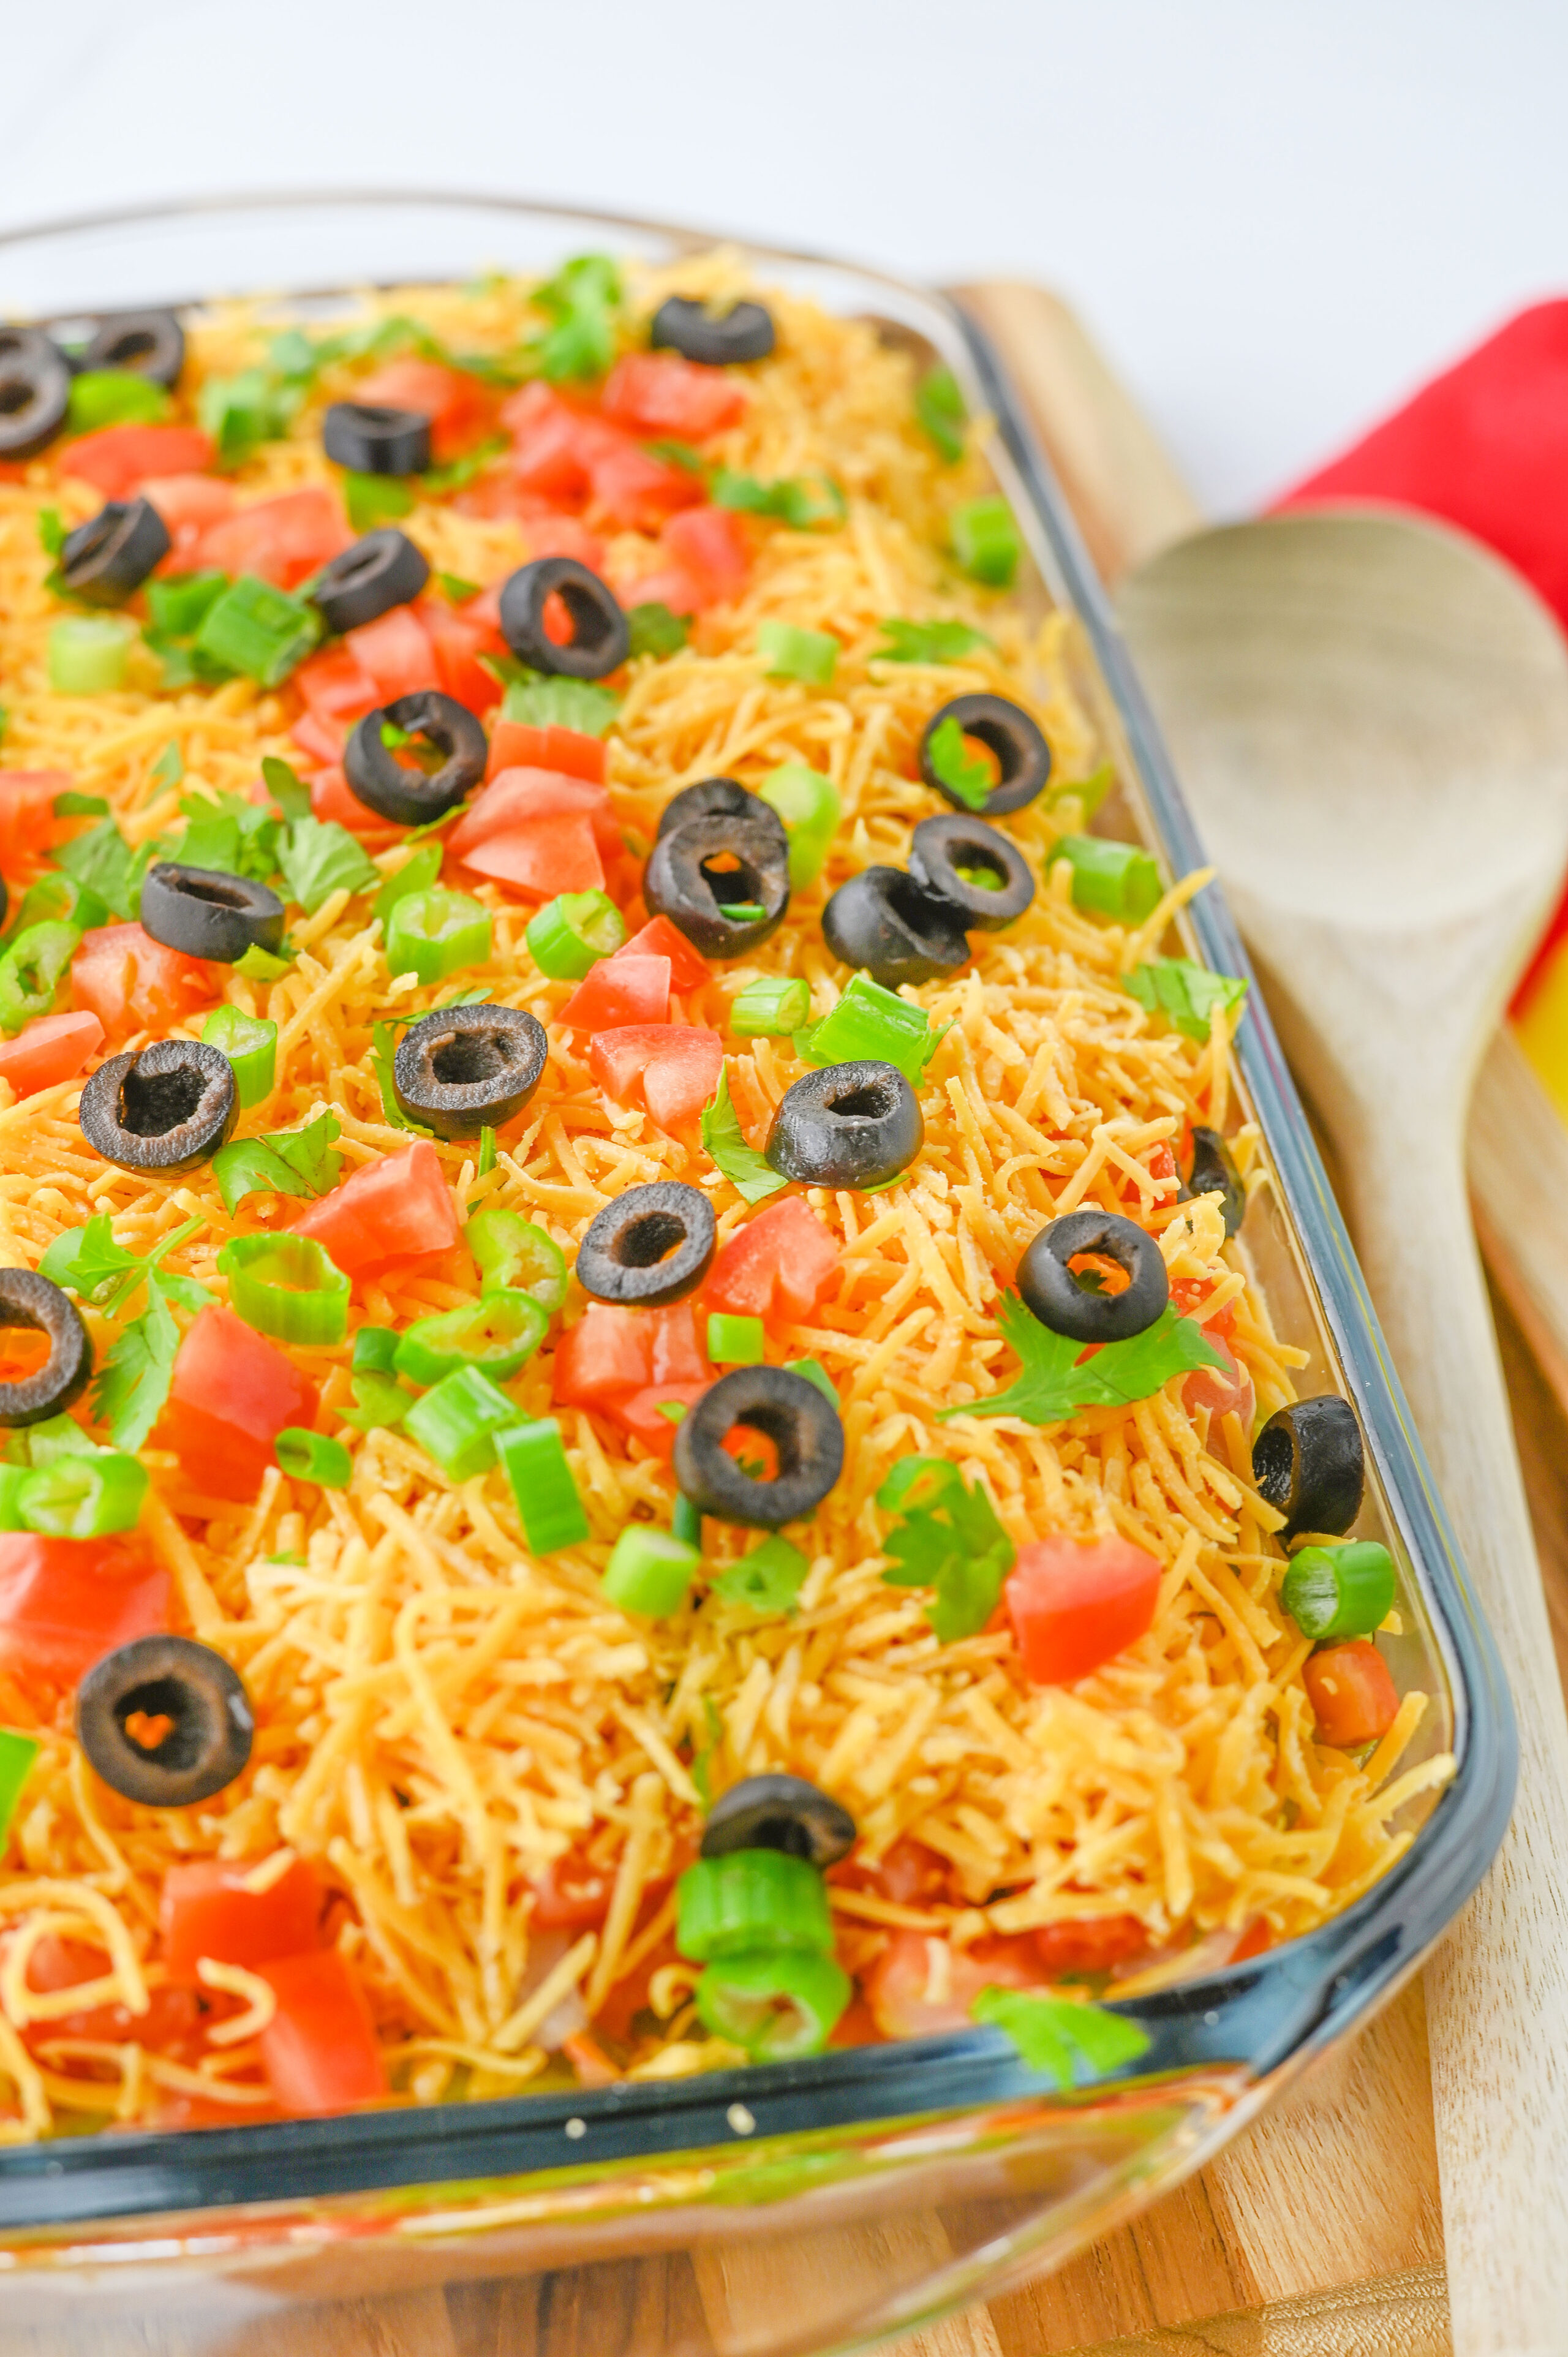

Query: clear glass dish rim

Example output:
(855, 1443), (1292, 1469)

(0, 187), (1517, 2232)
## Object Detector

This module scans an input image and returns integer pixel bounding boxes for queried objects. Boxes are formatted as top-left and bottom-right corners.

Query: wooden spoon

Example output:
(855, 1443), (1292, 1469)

(1119, 508), (1568, 2357)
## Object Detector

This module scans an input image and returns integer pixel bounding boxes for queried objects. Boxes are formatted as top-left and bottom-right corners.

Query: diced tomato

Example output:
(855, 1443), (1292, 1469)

(462, 815), (605, 899)
(1032, 1916), (1149, 1976)
(561, 954), (670, 1030)
(619, 1383), (709, 1459)
(1303, 1639), (1400, 1747)
(357, 358), (489, 463)
(587, 1024), (724, 1130)
(61, 425), (215, 500)
(311, 763), (399, 842)
(704, 1198), (840, 1329)
(865, 1930), (1043, 2040)
(587, 443), (703, 532)
(344, 603), (437, 701)
(19, 1935), (202, 2053)
(450, 768), (618, 861)
(0, 1010), (103, 1098)
(258, 1950), (388, 2116)
(1231, 1918), (1272, 1963)
(553, 1302), (654, 1411)
(1004, 1536), (1164, 1685)
(160, 1858), (323, 1984)
(831, 1836), (951, 1907)
(70, 923), (214, 1042)
(614, 916), (709, 994)
(0, 771), (69, 877)
(421, 600), (502, 716)
(522, 513), (608, 569)
(620, 566), (703, 617)
(484, 721), (605, 785)
(290, 1141), (459, 1277)
(510, 410), (590, 500)
(0, 1536), (167, 1686)
(141, 472), (236, 567)
(1183, 1333), (1254, 1428)
(530, 1852), (614, 1929)
(662, 505), (750, 603)
(160, 1306), (320, 1503)
(296, 641), (377, 722)
(601, 354), (747, 440)
(1170, 1276), (1237, 1341)
(193, 487), (350, 590)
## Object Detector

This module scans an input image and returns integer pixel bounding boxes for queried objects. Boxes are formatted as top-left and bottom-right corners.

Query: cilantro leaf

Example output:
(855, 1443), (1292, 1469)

(343, 472), (415, 534)
(1123, 957), (1248, 1044)
(876, 618), (992, 665)
(421, 436), (507, 495)
(627, 602), (690, 660)
(277, 816), (379, 914)
(970, 1988), (1150, 2087)
(150, 739), (184, 791)
(529, 254), (622, 382)
(372, 840), (443, 929)
(711, 1536), (810, 1617)
(435, 571), (480, 605)
(876, 1457), (1014, 1642)
(176, 790), (283, 885)
(92, 1272), (181, 1452)
(38, 1214), (139, 1305)
(699, 1067), (788, 1204)
(37, 508), (66, 560)
(55, 817), (137, 918)
(53, 791), (110, 818)
(500, 675), (620, 736)
(915, 366), (967, 465)
(209, 1110), (343, 1216)
(710, 470), (845, 529)
(233, 940), (297, 982)
(371, 1018), (434, 1134)
(260, 755), (314, 822)
(924, 715), (995, 811)
(938, 1294), (1224, 1427)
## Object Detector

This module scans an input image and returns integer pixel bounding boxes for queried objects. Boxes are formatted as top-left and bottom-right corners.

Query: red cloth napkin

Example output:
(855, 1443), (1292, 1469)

(1275, 300), (1568, 1005)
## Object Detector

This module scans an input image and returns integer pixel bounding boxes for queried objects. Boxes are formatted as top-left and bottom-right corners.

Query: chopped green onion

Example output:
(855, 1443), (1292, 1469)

(146, 571), (228, 639)
(352, 1326), (400, 1376)
(218, 1233), (350, 1347)
(500, 676), (620, 736)
(875, 617), (990, 665)
(0, 921), (78, 1035)
(756, 761), (841, 888)
(274, 1428), (352, 1488)
(1051, 834), (1163, 924)
(371, 841), (444, 932)
(465, 1208), (568, 1311)
(394, 1289), (548, 1387)
(710, 1534), (809, 1616)
(37, 508), (65, 559)
(343, 472), (415, 535)
(1282, 1541), (1396, 1642)
(0, 1728), (38, 1846)
(796, 971), (947, 1088)
(496, 1418), (590, 1554)
(915, 366), (967, 464)
(756, 620), (838, 687)
(924, 714), (996, 810)
(477, 1126), (497, 1179)
(404, 1364), (524, 1481)
(707, 1312), (765, 1365)
(0, 1467), (26, 1533)
(671, 1492), (703, 1550)
(696, 1947), (851, 2061)
(729, 976), (811, 1038)
(201, 1006), (277, 1108)
(603, 1526), (699, 1617)
(24, 1413), (100, 1465)
(950, 494), (1021, 588)
(67, 369), (171, 434)
(526, 889), (626, 981)
(627, 602), (690, 660)
(339, 1371), (411, 1433)
(49, 616), (132, 695)
(17, 1450), (148, 1538)
(194, 573), (320, 687)
(676, 1850), (834, 1961)
(385, 888), (492, 986)
(234, 942), (297, 982)
(716, 900), (766, 923)
(783, 1357), (838, 1406)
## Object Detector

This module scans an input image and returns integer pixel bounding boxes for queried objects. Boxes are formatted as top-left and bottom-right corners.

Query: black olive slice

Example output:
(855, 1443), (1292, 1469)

(766, 1060), (922, 1191)
(575, 1182), (716, 1309)
(78, 1041), (238, 1174)
(0, 328), (70, 461)
(674, 1367), (844, 1529)
(311, 528), (431, 635)
(58, 497), (172, 607)
(79, 309), (185, 388)
(392, 1003), (548, 1139)
(499, 557), (630, 680)
(1180, 1125), (1246, 1239)
(701, 1773), (856, 1866)
(0, 1269), (92, 1428)
(77, 1635), (254, 1808)
(1016, 1210), (1169, 1345)
(908, 812), (1035, 931)
(344, 688), (486, 825)
(139, 862), (285, 965)
(655, 777), (788, 856)
(322, 401), (432, 477)
(1253, 1398), (1365, 1541)
(643, 812), (791, 960)
(650, 296), (776, 368)
(820, 865), (970, 986)
(919, 693), (1052, 817)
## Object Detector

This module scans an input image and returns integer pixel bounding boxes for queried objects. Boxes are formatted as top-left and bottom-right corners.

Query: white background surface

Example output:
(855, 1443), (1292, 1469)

(4, 0), (1566, 516)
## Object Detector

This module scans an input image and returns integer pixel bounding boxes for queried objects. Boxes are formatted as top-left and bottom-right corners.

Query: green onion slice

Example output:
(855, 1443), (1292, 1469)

(394, 1290), (548, 1388)
(1282, 1541), (1396, 1642)
(756, 761), (841, 888)
(218, 1233), (350, 1347)
(707, 1312), (766, 1365)
(49, 617), (133, 696)
(201, 1005), (278, 1109)
(526, 889), (627, 981)
(496, 1419), (590, 1555)
(17, 1450), (148, 1539)
(756, 620), (839, 687)
(796, 971), (946, 1087)
(0, 922), (79, 1036)
(0, 1728), (39, 1845)
(676, 1849), (835, 1961)
(949, 494), (1021, 588)
(696, 1947), (851, 2061)
(464, 1208), (568, 1311)
(404, 1365), (524, 1481)
(1050, 834), (1163, 926)
(602, 1526), (699, 1618)
(729, 975), (810, 1038)
(385, 888), (493, 986)
(194, 573), (320, 687)
(275, 1428), (353, 1488)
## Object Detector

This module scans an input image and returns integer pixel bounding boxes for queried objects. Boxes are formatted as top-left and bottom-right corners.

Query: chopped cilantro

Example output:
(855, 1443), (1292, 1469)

(627, 602), (690, 660)
(500, 674), (620, 736)
(699, 1066), (788, 1204)
(91, 1272), (181, 1452)
(343, 472), (414, 534)
(210, 1110), (344, 1216)
(938, 1293), (1224, 1427)
(876, 617), (992, 665)
(970, 1988), (1150, 2086)
(924, 714), (995, 810)
(876, 1457), (1014, 1642)
(1123, 958), (1248, 1043)
(277, 816), (379, 915)
(710, 1535), (810, 1617)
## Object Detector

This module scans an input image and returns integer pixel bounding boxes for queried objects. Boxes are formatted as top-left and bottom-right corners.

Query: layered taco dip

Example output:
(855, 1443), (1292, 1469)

(0, 252), (1452, 2133)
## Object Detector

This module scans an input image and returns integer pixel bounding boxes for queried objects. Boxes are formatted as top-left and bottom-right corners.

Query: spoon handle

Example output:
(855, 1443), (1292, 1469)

(1344, 1101), (1568, 2356)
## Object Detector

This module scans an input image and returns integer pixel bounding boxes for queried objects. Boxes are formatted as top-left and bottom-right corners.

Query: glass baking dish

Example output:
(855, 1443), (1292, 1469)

(0, 193), (1515, 2355)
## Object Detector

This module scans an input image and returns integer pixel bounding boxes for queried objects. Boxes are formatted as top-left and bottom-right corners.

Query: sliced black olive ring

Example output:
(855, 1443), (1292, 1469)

(820, 865), (970, 987)
(79, 1040), (238, 1174)
(59, 497), (171, 607)
(643, 812), (791, 960)
(1017, 1209), (1169, 1344)
(919, 693), (1052, 817)
(655, 776), (788, 856)
(674, 1367), (845, 1529)
(908, 813), (1036, 930)
(77, 1635), (254, 1808)
(311, 527), (431, 636)
(0, 1269), (92, 1429)
(322, 401), (431, 478)
(575, 1182), (716, 1309)
(1252, 1398), (1365, 1542)
(651, 296), (775, 368)
(140, 861), (285, 965)
(766, 1059), (923, 1191)
(79, 308), (185, 387)
(344, 688), (487, 826)
(499, 556), (630, 681)
(1180, 1125), (1246, 1240)
(392, 1003), (548, 1140)
(701, 1773), (856, 1867)
(0, 327), (71, 461)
